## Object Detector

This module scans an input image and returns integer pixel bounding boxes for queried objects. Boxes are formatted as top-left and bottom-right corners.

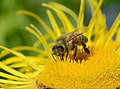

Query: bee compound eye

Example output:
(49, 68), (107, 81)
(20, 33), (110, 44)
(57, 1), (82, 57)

(52, 45), (65, 56)
(57, 46), (64, 52)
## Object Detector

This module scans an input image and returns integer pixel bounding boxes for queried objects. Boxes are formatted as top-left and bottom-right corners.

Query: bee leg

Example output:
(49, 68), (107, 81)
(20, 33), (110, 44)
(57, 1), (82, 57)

(61, 53), (64, 61)
(66, 49), (69, 60)
(66, 52), (68, 60)
(74, 45), (78, 62)
(81, 42), (90, 54)
(51, 53), (57, 62)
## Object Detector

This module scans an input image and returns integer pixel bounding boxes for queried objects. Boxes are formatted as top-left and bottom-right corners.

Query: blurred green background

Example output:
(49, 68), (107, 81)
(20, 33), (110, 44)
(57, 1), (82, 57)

(0, 0), (120, 48)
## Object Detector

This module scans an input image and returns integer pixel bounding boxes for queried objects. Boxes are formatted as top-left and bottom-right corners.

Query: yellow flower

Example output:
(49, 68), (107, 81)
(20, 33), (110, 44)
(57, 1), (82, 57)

(0, 0), (120, 89)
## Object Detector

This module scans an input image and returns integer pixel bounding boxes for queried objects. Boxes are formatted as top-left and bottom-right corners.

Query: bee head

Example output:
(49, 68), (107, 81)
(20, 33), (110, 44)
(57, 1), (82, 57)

(52, 45), (65, 56)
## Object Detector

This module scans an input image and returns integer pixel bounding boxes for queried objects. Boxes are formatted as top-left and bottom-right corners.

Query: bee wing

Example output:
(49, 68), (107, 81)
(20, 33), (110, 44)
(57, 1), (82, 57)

(65, 26), (89, 41)
(73, 26), (89, 35)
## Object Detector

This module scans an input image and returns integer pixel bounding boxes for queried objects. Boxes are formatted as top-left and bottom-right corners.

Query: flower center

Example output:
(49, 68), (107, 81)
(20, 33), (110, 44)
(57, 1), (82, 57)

(35, 47), (120, 89)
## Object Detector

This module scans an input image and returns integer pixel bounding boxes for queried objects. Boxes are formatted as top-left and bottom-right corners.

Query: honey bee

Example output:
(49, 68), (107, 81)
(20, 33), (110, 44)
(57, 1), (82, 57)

(52, 28), (90, 62)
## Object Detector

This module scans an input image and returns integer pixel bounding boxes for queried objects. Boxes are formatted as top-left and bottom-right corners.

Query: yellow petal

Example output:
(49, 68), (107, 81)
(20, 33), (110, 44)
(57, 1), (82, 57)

(104, 14), (120, 47)
(17, 10), (56, 41)
(46, 10), (61, 36)
(0, 72), (27, 81)
(0, 79), (30, 85)
(87, 0), (103, 45)
(0, 46), (44, 58)
(0, 62), (29, 79)
(50, 2), (77, 22)
(42, 3), (74, 33)
(77, 0), (84, 27)
(0, 45), (40, 70)
(25, 24), (53, 61)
